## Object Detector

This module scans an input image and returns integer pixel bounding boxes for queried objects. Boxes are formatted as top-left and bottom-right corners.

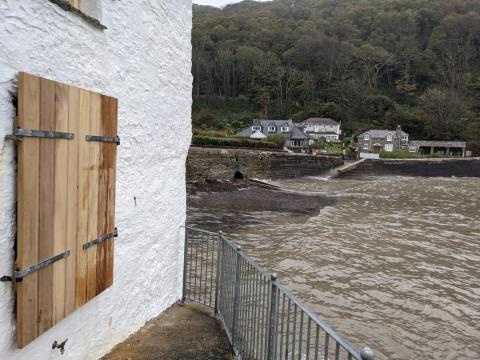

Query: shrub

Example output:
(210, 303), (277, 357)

(380, 151), (416, 159)
(192, 135), (282, 149)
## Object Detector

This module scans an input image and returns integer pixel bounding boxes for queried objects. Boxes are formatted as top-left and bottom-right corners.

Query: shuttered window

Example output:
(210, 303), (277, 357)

(15, 72), (118, 348)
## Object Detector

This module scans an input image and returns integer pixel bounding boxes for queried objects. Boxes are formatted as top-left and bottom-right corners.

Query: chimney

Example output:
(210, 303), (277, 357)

(396, 125), (402, 137)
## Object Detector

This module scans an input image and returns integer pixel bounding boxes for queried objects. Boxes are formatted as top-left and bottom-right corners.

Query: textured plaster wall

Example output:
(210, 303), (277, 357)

(0, 0), (192, 359)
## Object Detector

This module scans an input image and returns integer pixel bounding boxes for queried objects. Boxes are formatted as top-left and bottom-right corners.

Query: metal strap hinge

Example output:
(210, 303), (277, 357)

(86, 135), (120, 145)
(5, 128), (74, 141)
(1, 251), (70, 282)
(83, 228), (118, 250)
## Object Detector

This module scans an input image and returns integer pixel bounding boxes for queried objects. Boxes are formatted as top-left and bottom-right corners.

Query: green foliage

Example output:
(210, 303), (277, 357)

(192, 0), (480, 154)
(191, 135), (282, 149)
(380, 151), (417, 159)
(266, 134), (286, 148)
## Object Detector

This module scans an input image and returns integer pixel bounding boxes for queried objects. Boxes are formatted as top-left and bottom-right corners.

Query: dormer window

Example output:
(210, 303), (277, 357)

(386, 134), (393, 141)
(268, 126), (276, 132)
(252, 126), (261, 132)
(364, 134), (370, 141)
(281, 126), (289, 132)
(402, 135), (408, 141)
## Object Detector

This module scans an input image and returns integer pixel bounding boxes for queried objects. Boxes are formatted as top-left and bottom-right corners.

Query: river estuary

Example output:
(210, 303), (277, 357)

(187, 176), (480, 360)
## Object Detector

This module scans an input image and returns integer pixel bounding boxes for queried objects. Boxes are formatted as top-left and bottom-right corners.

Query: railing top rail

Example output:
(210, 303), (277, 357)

(218, 233), (271, 278)
(276, 281), (362, 359)
(184, 226), (219, 236)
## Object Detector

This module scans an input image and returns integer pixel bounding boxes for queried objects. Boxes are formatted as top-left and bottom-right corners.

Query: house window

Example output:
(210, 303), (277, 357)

(268, 126), (276, 132)
(363, 143), (369, 150)
(364, 134), (370, 140)
(385, 144), (394, 152)
(252, 126), (261, 132)
(281, 126), (289, 132)
(386, 134), (393, 141)
(291, 140), (303, 147)
(402, 135), (408, 141)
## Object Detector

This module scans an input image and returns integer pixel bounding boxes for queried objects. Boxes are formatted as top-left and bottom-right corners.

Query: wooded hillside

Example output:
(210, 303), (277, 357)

(192, 0), (480, 153)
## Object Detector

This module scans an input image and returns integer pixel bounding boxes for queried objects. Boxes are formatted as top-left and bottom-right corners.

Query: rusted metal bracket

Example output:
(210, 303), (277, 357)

(1, 251), (70, 282)
(5, 128), (74, 141)
(86, 135), (120, 145)
(83, 228), (118, 250)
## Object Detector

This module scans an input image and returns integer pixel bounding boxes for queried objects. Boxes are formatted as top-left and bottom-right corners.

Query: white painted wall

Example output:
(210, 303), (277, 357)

(0, 0), (192, 359)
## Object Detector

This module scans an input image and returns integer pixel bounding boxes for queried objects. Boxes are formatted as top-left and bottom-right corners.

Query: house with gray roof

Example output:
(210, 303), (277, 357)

(301, 118), (342, 142)
(357, 126), (409, 153)
(237, 119), (313, 149)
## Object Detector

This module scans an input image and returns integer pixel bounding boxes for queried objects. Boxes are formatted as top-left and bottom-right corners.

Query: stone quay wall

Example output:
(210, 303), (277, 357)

(337, 158), (480, 178)
(187, 146), (343, 182)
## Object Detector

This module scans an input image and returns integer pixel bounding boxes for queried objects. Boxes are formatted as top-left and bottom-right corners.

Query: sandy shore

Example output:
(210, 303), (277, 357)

(188, 180), (335, 215)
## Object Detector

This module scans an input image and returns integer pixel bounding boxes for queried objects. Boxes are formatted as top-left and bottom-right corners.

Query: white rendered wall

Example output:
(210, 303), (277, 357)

(0, 1), (192, 359)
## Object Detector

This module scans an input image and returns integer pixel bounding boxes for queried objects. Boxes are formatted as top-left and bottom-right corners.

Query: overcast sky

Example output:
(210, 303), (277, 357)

(193, 0), (271, 7)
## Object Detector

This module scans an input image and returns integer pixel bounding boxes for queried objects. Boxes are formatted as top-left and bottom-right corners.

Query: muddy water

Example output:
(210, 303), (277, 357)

(187, 176), (480, 360)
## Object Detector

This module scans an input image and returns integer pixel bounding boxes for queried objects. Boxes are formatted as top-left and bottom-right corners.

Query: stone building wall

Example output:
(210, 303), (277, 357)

(0, 1), (192, 359)
(187, 147), (343, 182)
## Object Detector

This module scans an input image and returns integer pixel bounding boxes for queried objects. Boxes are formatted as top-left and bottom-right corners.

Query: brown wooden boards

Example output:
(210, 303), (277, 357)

(38, 77), (56, 335)
(86, 92), (100, 301)
(16, 72), (40, 347)
(65, 86), (79, 316)
(105, 97), (118, 288)
(15, 73), (118, 348)
(52, 82), (69, 325)
(75, 89), (90, 308)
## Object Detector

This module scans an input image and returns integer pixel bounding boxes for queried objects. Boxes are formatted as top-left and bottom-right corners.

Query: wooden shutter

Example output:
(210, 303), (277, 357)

(69, 0), (80, 9)
(16, 72), (118, 348)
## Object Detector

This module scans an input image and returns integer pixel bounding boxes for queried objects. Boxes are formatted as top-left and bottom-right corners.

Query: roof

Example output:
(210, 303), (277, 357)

(302, 118), (339, 126)
(358, 129), (408, 138)
(250, 131), (267, 139)
(409, 140), (466, 147)
(236, 119), (296, 139)
(288, 123), (310, 140)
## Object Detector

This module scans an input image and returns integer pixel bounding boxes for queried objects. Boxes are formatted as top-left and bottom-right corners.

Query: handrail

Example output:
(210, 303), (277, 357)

(182, 227), (373, 360)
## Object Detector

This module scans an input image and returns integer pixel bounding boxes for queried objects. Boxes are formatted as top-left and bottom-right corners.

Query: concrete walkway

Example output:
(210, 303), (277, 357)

(102, 303), (233, 360)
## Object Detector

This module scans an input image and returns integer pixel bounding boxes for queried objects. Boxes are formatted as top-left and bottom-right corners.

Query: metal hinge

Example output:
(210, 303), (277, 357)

(86, 135), (120, 145)
(83, 228), (118, 250)
(5, 128), (74, 141)
(1, 251), (70, 282)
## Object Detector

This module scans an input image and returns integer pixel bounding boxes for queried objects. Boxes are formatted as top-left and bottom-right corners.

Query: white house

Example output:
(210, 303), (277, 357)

(0, 1), (191, 359)
(301, 118), (342, 142)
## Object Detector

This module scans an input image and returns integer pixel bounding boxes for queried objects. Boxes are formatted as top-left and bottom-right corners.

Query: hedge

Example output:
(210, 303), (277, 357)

(192, 135), (282, 149)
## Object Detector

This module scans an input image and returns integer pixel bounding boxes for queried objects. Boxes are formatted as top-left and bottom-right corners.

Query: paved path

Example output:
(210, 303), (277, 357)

(102, 303), (233, 360)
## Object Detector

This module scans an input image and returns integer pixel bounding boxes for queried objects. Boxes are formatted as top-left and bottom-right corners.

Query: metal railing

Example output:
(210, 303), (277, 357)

(182, 227), (374, 360)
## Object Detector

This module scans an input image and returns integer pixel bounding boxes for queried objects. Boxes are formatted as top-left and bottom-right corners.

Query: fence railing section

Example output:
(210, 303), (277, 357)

(182, 227), (374, 360)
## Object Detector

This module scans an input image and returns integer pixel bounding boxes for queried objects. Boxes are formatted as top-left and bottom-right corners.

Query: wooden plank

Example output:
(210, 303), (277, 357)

(75, 89), (91, 308)
(105, 97), (118, 288)
(86, 92), (101, 301)
(96, 95), (110, 294)
(38, 77), (56, 335)
(16, 72), (40, 348)
(65, 86), (80, 316)
(52, 82), (69, 325)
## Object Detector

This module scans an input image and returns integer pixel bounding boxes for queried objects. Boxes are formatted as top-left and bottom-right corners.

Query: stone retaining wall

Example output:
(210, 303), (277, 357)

(337, 158), (480, 178)
(187, 147), (343, 182)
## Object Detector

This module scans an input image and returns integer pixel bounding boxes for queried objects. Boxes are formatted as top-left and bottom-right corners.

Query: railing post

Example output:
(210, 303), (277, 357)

(231, 245), (242, 353)
(214, 231), (223, 314)
(360, 346), (374, 360)
(182, 227), (189, 303)
(267, 273), (278, 360)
